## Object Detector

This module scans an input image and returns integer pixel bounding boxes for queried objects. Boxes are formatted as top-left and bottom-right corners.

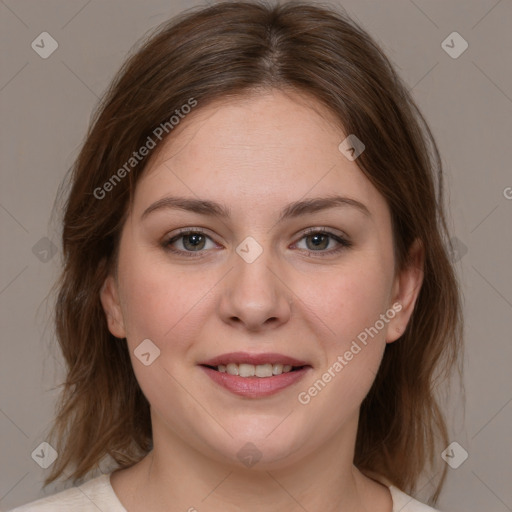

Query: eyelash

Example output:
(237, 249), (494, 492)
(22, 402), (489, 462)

(162, 227), (352, 258)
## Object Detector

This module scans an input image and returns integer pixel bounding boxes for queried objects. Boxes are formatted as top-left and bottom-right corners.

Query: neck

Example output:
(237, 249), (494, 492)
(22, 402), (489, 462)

(114, 412), (388, 512)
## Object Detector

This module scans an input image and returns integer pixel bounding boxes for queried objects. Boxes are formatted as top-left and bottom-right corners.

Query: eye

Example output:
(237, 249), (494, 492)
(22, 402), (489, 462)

(162, 227), (352, 259)
(163, 228), (218, 257)
(294, 228), (352, 256)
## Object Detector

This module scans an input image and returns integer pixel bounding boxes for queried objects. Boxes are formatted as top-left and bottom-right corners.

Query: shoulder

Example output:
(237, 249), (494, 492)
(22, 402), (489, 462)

(363, 470), (442, 512)
(389, 485), (441, 512)
(7, 473), (126, 512)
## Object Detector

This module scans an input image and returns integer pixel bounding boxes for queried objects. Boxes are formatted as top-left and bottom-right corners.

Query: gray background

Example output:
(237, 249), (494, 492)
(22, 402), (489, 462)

(1, 0), (511, 510)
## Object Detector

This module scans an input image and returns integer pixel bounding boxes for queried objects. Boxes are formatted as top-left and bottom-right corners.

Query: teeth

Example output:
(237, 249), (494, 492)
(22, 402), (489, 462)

(226, 363), (238, 375)
(272, 364), (283, 375)
(239, 363), (256, 377)
(216, 363), (298, 377)
(255, 364), (272, 377)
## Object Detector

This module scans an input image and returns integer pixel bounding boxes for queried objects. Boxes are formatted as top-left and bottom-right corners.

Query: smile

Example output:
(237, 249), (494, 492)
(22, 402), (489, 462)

(198, 352), (312, 398)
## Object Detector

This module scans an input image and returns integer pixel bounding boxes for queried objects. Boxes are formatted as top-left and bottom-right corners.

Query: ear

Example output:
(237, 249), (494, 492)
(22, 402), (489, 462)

(386, 238), (424, 344)
(99, 274), (127, 339)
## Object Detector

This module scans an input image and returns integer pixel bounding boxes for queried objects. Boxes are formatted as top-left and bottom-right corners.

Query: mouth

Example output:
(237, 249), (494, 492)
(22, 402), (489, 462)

(198, 352), (312, 398)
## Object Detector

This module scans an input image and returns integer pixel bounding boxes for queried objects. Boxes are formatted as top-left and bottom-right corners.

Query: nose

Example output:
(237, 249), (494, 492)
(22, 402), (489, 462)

(217, 249), (292, 332)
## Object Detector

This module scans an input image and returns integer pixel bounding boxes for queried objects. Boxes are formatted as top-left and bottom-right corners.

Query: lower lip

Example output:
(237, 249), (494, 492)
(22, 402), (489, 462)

(200, 366), (311, 398)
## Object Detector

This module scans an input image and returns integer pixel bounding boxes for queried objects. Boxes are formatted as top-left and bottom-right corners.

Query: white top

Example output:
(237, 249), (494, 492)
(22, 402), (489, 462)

(8, 473), (441, 511)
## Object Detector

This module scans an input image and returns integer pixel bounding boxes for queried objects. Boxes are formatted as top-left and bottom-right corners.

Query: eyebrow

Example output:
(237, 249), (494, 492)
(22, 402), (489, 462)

(141, 194), (371, 222)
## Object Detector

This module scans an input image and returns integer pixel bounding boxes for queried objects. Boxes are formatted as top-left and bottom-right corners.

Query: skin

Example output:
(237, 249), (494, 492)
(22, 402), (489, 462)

(100, 89), (424, 512)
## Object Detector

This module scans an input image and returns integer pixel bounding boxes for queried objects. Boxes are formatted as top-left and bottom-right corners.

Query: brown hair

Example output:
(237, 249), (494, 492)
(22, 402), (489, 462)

(45, 1), (463, 504)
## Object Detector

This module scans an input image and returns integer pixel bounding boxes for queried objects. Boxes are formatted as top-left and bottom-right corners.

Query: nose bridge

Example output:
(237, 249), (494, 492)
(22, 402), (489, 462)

(219, 235), (291, 329)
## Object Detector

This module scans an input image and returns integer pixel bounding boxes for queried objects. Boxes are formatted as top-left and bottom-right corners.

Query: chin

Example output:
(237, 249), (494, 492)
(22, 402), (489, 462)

(207, 424), (312, 471)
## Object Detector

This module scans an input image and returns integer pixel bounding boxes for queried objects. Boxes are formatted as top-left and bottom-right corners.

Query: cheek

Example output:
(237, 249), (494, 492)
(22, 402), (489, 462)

(117, 256), (207, 415)
(295, 268), (391, 419)
(294, 259), (393, 417)
(297, 258), (393, 346)
(118, 250), (216, 354)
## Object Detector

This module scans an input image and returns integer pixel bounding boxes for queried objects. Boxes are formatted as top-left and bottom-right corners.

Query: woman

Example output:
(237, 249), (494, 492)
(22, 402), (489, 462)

(10, 1), (463, 511)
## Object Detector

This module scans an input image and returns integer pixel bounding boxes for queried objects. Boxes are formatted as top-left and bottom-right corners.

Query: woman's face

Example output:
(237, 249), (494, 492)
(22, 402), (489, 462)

(101, 89), (422, 469)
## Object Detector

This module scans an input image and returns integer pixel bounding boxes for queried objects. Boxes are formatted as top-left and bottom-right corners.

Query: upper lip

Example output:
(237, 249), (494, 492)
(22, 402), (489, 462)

(199, 352), (310, 367)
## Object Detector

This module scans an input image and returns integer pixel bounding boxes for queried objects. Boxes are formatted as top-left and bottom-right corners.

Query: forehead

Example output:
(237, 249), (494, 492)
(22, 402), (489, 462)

(132, 90), (388, 223)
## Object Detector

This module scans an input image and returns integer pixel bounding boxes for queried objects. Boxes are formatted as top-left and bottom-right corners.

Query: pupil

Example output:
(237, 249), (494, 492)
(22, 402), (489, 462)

(184, 233), (204, 251)
(307, 233), (327, 250)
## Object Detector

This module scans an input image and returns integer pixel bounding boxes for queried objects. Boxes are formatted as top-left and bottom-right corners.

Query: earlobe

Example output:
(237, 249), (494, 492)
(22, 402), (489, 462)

(99, 274), (126, 339)
(386, 238), (425, 344)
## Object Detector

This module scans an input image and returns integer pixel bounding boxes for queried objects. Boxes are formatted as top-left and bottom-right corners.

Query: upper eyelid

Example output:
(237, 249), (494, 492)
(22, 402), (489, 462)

(166, 226), (348, 238)
(301, 226), (349, 238)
